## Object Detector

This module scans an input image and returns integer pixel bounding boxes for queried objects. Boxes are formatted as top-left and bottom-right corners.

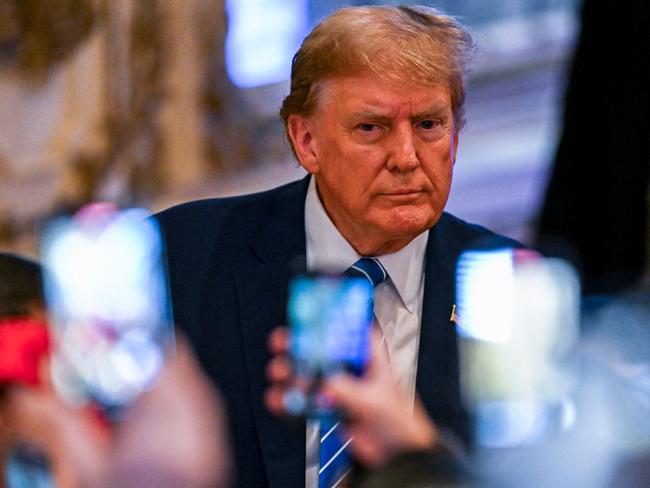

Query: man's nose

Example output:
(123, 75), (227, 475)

(386, 127), (419, 171)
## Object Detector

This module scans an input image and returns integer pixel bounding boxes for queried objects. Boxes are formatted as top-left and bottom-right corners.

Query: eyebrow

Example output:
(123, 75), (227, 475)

(348, 111), (393, 124)
(348, 103), (451, 122)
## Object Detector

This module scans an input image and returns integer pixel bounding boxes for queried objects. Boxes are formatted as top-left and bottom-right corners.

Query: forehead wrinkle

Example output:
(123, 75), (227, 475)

(349, 100), (451, 121)
(315, 76), (452, 120)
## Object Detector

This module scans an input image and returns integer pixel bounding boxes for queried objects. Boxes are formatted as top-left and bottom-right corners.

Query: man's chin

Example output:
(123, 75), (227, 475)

(374, 211), (438, 242)
(390, 207), (438, 231)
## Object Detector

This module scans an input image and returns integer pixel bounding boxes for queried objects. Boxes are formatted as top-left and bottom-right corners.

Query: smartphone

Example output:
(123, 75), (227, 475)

(41, 203), (173, 413)
(4, 445), (53, 488)
(455, 247), (579, 447)
(285, 271), (374, 416)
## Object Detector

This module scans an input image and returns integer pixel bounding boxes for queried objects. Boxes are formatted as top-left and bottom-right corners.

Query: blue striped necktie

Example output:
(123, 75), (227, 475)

(318, 257), (388, 488)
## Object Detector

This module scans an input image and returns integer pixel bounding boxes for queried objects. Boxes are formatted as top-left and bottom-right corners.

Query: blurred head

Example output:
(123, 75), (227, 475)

(0, 253), (49, 483)
(281, 6), (473, 255)
(1, 252), (46, 390)
(0, 253), (44, 319)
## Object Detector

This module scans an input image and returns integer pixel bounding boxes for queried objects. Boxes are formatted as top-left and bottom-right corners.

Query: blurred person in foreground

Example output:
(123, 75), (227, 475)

(0, 252), (231, 487)
(0, 252), (80, 487)
(535, 0), (649, 297)
(156, 5), (518, 488)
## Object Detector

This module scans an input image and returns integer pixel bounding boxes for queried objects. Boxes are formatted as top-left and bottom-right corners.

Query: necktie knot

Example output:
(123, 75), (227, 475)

(345, 257), (387, 288)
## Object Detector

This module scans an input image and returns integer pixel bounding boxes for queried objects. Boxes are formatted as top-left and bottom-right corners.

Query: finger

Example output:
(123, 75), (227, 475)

(345, 429), (387, 467)
(168, 335), (207, 381)
(268, 327), (289, 354)
(367, 328), (391, 377)
(264, 386), (286, 415)
(321, 374), (364, 417)
(265, 355), (293, 383)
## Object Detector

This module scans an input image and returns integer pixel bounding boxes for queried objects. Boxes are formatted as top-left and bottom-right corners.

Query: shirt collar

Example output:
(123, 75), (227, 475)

(377, 230), (428, 313)
(305, 177), (428, 312)
(305, 176), (359, 272)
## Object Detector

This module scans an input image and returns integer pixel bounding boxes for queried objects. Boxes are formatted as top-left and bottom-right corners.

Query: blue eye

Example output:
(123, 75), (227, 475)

(359, 123), (377, 131)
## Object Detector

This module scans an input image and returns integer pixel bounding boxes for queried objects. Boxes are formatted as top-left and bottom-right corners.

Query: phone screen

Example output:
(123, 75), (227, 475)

(4, 445), (53, 488)
(456, 247), (579, 447)
(286, 272), (373, 415)
(41, 204), (173, 412)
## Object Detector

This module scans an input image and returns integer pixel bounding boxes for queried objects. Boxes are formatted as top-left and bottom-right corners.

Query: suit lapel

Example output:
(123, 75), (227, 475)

(234, 177), (310, 488)
(232, 181), (473, 484)
(416, 216), (470, 443)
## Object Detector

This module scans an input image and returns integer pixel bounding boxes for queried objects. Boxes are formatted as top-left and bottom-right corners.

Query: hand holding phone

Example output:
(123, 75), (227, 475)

(284, 272), (374, 416)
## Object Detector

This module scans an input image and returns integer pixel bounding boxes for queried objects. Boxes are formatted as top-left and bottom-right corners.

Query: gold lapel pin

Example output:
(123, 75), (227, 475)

(450, 304), (460, 324)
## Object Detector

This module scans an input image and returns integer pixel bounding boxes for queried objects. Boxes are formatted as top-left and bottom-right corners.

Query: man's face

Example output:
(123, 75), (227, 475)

(289, 73), (458, 255)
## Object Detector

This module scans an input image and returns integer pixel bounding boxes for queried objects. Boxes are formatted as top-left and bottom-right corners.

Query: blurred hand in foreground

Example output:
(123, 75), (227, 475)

(265, 327), (438, 467)
(98, 336), (232, 488)
(1, 345), (109, 487)
(2, 336), (231, 488)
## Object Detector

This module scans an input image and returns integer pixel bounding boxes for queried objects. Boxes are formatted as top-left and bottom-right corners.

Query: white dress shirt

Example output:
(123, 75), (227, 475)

(303, 176), (428, 487)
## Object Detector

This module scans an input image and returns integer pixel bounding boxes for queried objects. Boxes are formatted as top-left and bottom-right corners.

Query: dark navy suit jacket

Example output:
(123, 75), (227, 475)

(156, 176), (518, 488)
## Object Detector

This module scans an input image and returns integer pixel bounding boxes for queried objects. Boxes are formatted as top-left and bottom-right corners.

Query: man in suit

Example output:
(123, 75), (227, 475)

(157, 6), (517, 488)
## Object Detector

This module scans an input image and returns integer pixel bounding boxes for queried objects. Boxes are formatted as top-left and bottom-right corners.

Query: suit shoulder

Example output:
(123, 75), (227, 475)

(155, 179), (305, 234)
(437, 212), (523, 250)
(157, 183), (287, 221)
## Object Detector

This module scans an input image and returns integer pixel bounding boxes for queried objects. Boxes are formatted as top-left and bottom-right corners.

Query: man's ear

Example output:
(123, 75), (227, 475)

(287, 114), (319, 174)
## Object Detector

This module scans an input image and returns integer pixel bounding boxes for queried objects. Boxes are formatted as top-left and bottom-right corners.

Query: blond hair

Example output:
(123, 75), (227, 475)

(280, 5), (474, 141)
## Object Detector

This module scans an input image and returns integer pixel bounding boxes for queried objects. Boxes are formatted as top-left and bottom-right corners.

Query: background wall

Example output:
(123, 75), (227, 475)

(0, 0), (581, 258)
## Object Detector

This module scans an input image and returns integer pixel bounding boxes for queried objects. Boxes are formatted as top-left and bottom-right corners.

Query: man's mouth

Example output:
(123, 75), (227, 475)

(387, 189), (421, 195)
(380, 189), (424, 201)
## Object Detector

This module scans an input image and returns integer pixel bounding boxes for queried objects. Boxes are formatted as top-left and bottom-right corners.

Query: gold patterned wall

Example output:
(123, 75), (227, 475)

(0, 0), (258, 256)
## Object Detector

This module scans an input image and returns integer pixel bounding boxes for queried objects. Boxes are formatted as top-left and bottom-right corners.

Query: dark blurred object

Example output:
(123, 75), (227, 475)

(611, 449), (650, 488)
(354, 450), (471, 488)
(0, 0), (94, 81)
(536, 0), (650, 296)
(0, 253), (44, 318)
